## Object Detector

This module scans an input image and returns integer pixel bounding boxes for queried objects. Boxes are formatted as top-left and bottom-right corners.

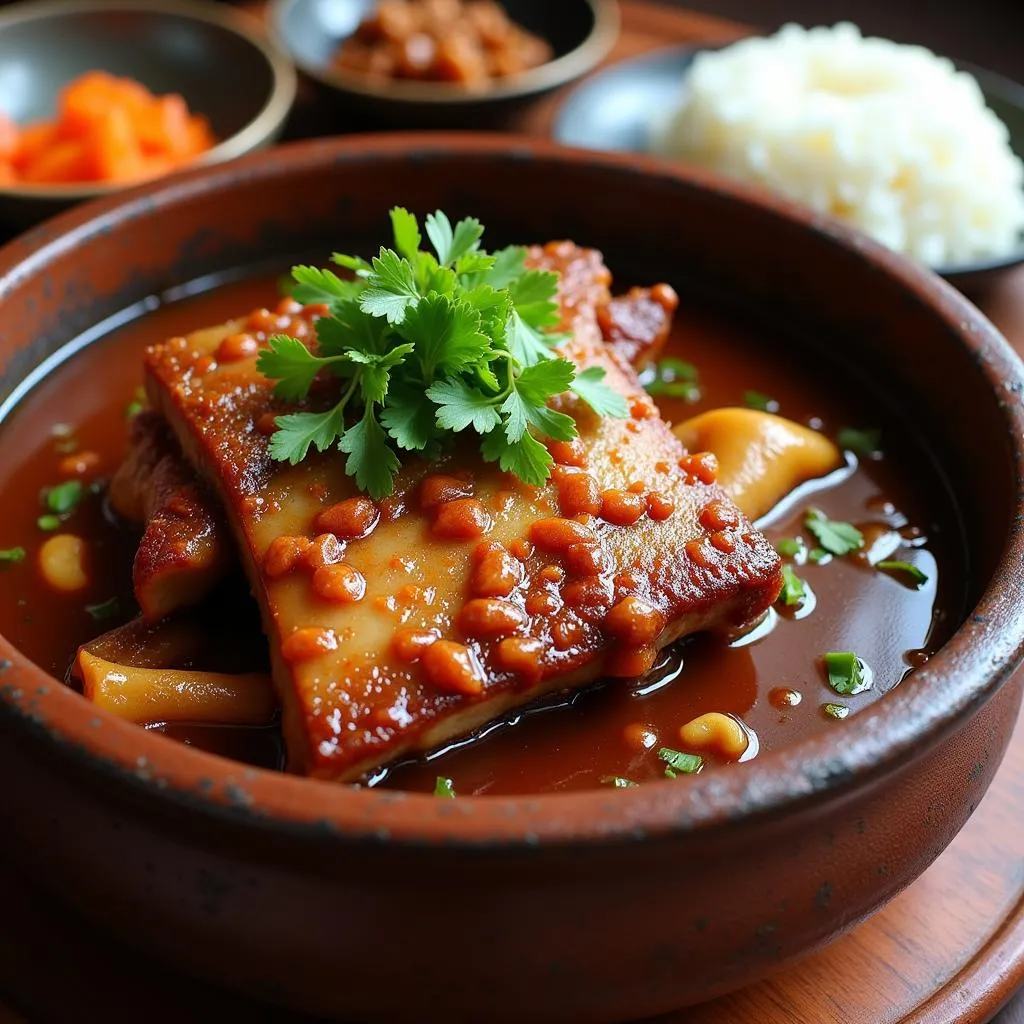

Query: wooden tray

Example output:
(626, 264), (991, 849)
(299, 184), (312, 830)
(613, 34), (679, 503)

(1, 3), (1022, 1021)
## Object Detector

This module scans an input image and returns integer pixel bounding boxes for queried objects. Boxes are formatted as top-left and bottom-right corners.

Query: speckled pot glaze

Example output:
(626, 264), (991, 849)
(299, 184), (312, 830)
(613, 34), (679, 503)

(0, 136), (1022, 1023)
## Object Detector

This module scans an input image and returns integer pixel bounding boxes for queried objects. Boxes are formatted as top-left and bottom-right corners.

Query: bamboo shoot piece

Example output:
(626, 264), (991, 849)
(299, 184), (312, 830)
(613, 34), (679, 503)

(77, 649), (276, 726)
(673, 409), (843, 521)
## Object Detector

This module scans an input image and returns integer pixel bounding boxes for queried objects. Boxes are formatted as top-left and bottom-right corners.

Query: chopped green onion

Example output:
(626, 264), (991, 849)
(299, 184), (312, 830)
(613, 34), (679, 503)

(37, 515), (62, 532)
(805, 507), (864, 556)
(0, 547), (26, 564)
(821, 703), (850, 720)
(125, 400), (144, 419)
(85, 597), (121, 623)
(836, 427), (882, 457)
(877, 560), (928, 588)
(434, 776), (456, 798)
(778, 564), (808, 607)
(645, 357), (701, 401)
(744, 390), (779, 412)
(775, 537), (803, 558)
(658, 746), (703, 778)
(600, 775), (639, 788)
(808, 547), (832, 565)
(45, 480), (83, 515)
(823, 651), (873, 696)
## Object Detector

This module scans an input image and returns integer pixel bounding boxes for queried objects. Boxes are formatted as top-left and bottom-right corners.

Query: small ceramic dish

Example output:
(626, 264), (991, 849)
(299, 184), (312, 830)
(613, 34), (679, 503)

(552, 44), (1024, 293)
(267, 0), (620, 128)
(0, 135), (1023, 1022)
(0, 0), (297, 229)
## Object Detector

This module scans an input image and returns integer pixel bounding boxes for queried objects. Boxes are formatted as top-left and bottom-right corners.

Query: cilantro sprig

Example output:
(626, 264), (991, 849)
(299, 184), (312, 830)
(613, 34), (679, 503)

(257, 208), (627, 499)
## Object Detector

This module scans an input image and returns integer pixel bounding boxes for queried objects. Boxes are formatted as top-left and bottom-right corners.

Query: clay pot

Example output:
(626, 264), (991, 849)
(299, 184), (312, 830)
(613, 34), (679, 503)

(0, 135), (1022, 1023)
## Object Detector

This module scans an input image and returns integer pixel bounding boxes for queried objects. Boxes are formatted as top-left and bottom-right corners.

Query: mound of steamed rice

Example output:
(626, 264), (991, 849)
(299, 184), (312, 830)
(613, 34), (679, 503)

(657, 23), (1024, 267)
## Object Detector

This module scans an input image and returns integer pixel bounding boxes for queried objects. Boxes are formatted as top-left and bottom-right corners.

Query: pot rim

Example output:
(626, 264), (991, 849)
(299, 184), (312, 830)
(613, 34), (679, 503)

(1, 132), (1023, 848)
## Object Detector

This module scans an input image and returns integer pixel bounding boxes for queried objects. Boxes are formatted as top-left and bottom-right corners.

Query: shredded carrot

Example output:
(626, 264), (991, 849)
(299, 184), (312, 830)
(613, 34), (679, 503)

(0, 70), (215, 187)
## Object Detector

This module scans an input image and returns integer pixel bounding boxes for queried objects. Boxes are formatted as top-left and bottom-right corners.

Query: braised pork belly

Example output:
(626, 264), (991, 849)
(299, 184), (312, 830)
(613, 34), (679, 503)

(135, 242), (780, 781)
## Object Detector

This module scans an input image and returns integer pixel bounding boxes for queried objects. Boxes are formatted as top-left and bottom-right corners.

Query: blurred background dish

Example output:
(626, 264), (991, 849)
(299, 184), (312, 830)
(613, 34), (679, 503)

(0, 0), (296, 229)
(552, 42), (1024, 292)
(268, 0), (619, 128)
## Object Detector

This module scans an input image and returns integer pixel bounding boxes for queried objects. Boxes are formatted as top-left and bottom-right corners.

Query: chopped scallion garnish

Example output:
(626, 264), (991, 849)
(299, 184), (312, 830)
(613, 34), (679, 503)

(0, 547), (26, 564)
(644, 357), (701, 401)
(823, 651), (873, 696)
(744, 390), (778, 413)
(600, 775), (639, 788)
(836, 426), (882, 457)
(778, 564), (808, 606)
(877, 560), (928, 588)
(805, 508), (864, 556)
(808, 547), (832, 565)
(37, 515), (62, 532)
(775, 537), (803, 559)
(821, 702), (850, 720)
(434, 776), (456, 798)
(658, 747), (703, 778)
(45, 480), (83, 516)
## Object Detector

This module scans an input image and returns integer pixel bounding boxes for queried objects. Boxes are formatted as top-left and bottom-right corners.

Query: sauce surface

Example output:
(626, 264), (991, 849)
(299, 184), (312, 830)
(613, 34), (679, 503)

(0, 273), (967, 795)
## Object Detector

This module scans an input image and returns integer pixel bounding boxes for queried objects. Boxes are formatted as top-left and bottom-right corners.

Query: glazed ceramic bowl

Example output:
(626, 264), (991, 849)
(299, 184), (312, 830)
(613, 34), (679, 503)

(0, 0), (297, 229)
(0, 135), (1023, 1023)
(267, 0), (620, 129)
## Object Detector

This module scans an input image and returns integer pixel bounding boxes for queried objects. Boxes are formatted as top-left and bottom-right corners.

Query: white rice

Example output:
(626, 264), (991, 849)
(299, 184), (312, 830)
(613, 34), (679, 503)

(656, 23), (1024, 267)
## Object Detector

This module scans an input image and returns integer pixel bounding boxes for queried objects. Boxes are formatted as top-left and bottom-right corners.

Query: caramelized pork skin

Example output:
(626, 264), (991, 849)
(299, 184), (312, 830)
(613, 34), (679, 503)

(141, 241), (781, 783)
(109, 411), (230, 620)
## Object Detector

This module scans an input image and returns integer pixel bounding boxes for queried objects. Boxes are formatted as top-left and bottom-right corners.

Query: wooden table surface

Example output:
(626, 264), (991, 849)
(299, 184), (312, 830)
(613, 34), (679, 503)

(1, 2), (1022, 1022)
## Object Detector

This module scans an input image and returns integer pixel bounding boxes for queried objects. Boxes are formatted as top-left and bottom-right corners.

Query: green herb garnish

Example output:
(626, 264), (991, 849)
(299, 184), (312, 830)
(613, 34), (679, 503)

(837, 426), (882, 457)
(821, 702), (850, 720)
(45, 480), (83, 516)
(744, 390), (778, 412)
(823, 651), (873, 696)
(805, 507), (864, 556)
(775, 536), (805, 560)
(644, 357), (701, 401)
(257, 208), (627, 499)
(37, 515), (62, 532)
(808, 547), (832, 565)
(877, 560), (928, 588)
(0, 547), (26, 564)
(434, 776), (456, 798)
(658, 747), (703, 778)
(600, 775), (639, 788)
(778, 564), (808, 607)
(85, 597), (121, 623)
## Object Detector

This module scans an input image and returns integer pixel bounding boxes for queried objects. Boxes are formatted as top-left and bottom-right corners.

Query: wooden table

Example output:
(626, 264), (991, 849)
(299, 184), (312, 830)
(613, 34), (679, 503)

(1, 3), (1022, 1022)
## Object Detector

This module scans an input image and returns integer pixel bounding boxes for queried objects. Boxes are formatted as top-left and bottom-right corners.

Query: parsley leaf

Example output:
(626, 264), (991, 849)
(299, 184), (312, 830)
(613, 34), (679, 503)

(805, 508), (865, 556)
(823, 651), (873, 695)
(877, 559), (928, 588)
(338, 408), (400, 499)
(571, 366), (629, 417)
(359, 248), (420, 324)
(259, 208), (629, 498)
(434, 776), (456, 798)
(269, 404), (348, 465)
(837, 426), (882, 457)
(45, 480), (83, 515)
(744, 390), (779, 413)
(600, 775), (639, 788)
(658, 746), (704, 778)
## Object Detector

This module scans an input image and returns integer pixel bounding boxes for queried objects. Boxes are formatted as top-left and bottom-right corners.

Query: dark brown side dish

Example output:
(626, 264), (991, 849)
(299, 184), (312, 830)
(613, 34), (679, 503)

(333, 0), (554, 87)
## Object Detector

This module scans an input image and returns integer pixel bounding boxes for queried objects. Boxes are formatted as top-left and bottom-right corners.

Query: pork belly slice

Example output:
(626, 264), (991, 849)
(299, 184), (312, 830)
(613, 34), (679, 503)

(108, 410), (231, 620)
(144, 276), (780, 784)
(118, 246), (677, 622)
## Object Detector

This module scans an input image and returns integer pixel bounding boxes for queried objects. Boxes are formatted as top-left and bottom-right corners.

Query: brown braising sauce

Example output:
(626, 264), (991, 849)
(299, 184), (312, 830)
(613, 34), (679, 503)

(0, 273), (967, 794)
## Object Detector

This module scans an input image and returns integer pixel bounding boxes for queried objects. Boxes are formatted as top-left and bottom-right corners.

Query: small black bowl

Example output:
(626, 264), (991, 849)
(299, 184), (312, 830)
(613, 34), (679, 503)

(0, 0), (297, 231)
(268, 0), (620, 129)
(552, 44), (1024, 295)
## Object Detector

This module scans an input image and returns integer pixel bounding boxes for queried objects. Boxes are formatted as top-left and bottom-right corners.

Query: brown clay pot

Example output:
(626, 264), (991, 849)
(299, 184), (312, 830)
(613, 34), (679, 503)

(0, 135), (1022, 1023)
